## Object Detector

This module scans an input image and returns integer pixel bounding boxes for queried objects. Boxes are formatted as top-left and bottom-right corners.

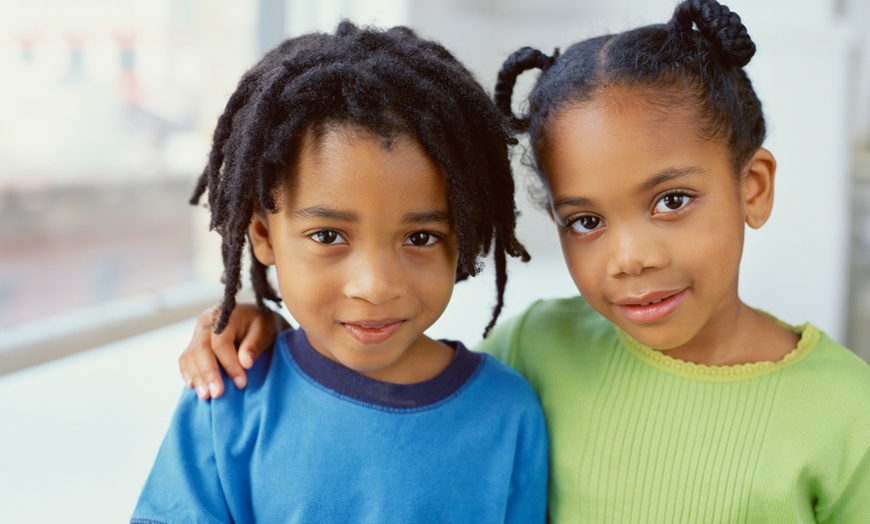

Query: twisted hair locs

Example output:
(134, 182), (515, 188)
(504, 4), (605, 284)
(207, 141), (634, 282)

(193, 21), (529, 337)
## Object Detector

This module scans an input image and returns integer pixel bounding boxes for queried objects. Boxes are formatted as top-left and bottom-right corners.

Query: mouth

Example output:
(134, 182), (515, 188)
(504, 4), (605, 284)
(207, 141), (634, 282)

(615, 289), (686, 324)
(341, 319), (406, 345)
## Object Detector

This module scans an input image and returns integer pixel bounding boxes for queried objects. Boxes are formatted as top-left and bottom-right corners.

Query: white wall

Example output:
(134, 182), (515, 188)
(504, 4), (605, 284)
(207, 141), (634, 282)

(844, 0), (870, 143)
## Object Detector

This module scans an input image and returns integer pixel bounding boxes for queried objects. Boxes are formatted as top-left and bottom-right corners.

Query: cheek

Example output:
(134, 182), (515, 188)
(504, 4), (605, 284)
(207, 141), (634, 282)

(427, 256), (460, 303)
(558, 236), (596, 295)
(275, 255), (332, 303)
(691, 209), (745, 262)
(714, 230), (745, 277)
(410, 248), (459, 308)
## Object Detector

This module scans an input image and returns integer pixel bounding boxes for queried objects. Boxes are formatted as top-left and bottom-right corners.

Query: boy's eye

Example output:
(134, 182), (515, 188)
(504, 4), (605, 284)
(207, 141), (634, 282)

(404, 231), (439, 247)
(654, 191), (693, 213)
(309, 229), (345, 245)
(568, 215), (603, 234)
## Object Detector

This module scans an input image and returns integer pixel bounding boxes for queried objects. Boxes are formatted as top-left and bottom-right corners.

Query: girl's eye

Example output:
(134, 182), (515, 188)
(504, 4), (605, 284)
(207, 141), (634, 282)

(654, 191), (693, 214)
(405, 231), (439, 247)
(309, 230), (345, 245)
(567, 215), (604, 234)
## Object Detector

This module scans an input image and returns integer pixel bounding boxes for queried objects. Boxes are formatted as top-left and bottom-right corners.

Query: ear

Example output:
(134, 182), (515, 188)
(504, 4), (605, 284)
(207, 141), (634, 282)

(741, 147), (776, 230)
(248, 211), (276, 266)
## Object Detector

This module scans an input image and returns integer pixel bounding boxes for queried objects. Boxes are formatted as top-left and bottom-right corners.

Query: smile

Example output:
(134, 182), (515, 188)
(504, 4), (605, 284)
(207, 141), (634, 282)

(341, 319), (406, 345)
(616, 290), (686, 324)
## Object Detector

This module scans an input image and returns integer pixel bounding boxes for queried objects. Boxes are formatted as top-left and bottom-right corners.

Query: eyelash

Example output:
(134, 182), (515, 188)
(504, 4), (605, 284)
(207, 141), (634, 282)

(306, 229), (445, 247)
(307, 229), (346, 245)
(562, 214), (604, 237)
(560, 189), (697, 238)
(403, 230), (444, 248)
(652, 189), (695, 216)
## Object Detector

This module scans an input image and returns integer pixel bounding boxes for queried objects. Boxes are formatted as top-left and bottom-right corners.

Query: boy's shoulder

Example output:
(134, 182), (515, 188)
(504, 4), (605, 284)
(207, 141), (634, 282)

(470, 353), (547, 431)
(475, 352), (543, 400)
(213, 328), (296, 405)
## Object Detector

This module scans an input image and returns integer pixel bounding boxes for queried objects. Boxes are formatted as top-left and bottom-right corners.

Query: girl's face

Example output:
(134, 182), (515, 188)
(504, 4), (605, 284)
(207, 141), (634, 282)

(249, 126), (458, 383)
(541, 94), (773, 355)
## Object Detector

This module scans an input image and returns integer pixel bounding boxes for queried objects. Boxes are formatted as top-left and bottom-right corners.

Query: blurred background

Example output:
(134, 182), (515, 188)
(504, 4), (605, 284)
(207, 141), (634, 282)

(1, 0), (869, 521)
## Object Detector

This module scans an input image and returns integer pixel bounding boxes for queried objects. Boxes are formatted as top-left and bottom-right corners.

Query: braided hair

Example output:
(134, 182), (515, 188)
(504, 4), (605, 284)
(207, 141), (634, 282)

(192, 21), (529, 337)
(495, 0), (765, 179)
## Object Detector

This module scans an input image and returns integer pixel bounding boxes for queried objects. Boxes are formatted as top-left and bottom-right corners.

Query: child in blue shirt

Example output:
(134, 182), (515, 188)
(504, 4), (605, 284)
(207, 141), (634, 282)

(132, 22), (547, 523)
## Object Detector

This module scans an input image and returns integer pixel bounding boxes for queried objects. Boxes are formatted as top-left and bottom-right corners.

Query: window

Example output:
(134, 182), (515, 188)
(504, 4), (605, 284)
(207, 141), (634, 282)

(0, 0), (411, 372)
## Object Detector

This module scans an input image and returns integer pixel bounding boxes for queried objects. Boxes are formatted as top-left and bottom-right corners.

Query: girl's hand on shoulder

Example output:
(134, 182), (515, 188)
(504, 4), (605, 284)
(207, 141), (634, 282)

(179, 303), (287, 400)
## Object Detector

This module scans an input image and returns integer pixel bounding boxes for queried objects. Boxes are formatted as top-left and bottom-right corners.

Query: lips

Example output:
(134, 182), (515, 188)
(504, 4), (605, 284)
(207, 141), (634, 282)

(341, 319), (406, 345)
(616, 289), (686, 324)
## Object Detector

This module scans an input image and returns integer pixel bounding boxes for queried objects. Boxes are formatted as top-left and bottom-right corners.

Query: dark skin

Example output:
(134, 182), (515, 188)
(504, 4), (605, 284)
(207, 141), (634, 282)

(181, 304), (285, 399)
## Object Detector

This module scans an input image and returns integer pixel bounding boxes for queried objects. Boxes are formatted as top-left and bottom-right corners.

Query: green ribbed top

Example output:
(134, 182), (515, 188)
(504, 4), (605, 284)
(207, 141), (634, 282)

(479, 296), (870, 523)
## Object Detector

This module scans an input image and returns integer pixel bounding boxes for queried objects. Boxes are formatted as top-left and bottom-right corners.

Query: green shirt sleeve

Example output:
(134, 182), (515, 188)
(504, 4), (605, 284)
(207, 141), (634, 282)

(817, 436), (870, 522)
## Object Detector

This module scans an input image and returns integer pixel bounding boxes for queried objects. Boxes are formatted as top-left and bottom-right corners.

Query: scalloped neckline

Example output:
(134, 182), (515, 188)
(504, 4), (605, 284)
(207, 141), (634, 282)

(615, 321), (818, 382)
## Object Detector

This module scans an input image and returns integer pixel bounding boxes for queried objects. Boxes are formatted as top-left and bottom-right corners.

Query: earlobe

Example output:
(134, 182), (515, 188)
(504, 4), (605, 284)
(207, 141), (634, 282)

(248, 212), (276, 266)
(742, 148), (776, 230)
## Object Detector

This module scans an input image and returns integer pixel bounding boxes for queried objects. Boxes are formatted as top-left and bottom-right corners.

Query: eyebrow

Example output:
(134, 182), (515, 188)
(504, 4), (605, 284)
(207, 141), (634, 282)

(403, 210), (451, 226)
(638, 166), (704, 192)
(552, 195), (593, 211)
(287, 206), (357, 222)
(286, 206), (451, 225)
(552, 166), (705, 212)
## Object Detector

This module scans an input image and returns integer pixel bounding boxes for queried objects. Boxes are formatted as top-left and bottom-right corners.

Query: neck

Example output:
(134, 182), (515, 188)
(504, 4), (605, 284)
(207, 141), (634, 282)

(660, 301), (798, 366)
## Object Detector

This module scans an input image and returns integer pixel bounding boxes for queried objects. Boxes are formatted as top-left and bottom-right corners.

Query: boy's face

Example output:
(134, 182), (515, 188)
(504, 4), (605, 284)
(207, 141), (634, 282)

(540, 94), (774, 356)
(249, 127), (458, 383)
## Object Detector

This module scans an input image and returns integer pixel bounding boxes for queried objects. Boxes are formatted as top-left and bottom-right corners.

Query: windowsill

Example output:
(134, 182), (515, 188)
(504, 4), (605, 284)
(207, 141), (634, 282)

(0, 281), (223, 377)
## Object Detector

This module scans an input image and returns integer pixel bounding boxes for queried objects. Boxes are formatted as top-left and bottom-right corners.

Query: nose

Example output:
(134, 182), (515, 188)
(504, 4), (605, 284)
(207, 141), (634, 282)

(344, 248), (405, 304)
(605, 225), (668, 277)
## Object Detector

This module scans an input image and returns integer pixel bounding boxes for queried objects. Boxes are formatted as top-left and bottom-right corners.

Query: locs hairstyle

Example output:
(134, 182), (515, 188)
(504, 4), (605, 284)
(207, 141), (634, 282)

(191, 21), (529, 336)
(494, 0), (765, 179)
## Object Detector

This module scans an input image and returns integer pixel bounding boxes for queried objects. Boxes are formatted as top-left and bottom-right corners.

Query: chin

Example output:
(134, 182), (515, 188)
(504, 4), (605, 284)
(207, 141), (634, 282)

(620, 326), (693, 352)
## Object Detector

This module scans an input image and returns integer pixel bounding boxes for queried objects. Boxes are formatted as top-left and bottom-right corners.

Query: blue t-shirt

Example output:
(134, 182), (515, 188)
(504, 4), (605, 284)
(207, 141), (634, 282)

(132, 329), (548, 523)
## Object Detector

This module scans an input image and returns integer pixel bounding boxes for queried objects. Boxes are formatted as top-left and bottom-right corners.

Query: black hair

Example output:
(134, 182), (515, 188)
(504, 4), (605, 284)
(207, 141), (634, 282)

(191, 21), (529, 337)
(495, 0), (765, 179)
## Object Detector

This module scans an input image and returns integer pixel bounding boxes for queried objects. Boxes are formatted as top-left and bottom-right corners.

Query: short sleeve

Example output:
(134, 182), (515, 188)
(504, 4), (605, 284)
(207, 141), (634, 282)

(817, 439), (870, 522)
(131, 388), (231, 524)
(505, 393), (549, 524)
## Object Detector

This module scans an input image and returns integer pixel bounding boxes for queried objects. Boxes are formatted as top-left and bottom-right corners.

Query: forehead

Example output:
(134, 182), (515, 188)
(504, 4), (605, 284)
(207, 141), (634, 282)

(551, 86), (704, 148)
(540, 94), (730, 195)
(281, 125), (448, 211)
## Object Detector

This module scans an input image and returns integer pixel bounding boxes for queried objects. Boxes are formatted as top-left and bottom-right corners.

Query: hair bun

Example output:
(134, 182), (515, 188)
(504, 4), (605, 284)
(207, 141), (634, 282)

(671, 0), (755, 67)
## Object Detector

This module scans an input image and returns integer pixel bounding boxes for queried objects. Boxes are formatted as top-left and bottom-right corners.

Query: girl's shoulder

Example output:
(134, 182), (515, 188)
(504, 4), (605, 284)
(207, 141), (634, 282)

(525, 295), (603, 324)
(802, 325), (870, 389)
(492, 296), (613, 346)
(479, 296), (615, 372)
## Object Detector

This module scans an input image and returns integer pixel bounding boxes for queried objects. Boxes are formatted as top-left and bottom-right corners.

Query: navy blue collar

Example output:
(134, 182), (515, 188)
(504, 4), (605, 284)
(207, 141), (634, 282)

(283, 328), (482, 409)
